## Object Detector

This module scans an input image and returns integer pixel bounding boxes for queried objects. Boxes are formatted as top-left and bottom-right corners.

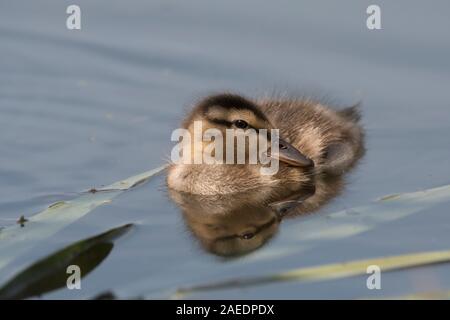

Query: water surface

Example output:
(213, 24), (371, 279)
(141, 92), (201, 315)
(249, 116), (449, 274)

(1, 0), (450, 299)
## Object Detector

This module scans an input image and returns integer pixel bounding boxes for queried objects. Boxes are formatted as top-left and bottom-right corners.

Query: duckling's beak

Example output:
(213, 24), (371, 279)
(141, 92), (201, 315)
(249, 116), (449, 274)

(269, 200), (300, 219)
(271, 138), (314, 167)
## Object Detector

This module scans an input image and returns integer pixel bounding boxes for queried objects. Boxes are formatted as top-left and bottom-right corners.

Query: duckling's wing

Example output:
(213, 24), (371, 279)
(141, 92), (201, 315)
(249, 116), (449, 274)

(323, 142), (358, 175)
(339, 103), (362, 122)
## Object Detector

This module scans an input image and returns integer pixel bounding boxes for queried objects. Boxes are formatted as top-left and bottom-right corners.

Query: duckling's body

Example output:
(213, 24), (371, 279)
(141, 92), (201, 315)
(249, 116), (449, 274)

(167, 93), (364, 195)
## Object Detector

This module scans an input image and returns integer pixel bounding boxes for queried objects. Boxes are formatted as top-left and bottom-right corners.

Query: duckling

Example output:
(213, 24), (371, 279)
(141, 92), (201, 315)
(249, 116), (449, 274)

(167, 93), (364, 195)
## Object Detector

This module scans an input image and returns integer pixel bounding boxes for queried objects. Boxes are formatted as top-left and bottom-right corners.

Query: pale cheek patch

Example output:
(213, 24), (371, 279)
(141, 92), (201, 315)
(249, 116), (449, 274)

(167, 165), (188, 191)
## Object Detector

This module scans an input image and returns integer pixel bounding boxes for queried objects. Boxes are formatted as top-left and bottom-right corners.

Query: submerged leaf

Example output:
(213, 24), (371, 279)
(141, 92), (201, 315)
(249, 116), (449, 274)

(0, 224), (133, 299)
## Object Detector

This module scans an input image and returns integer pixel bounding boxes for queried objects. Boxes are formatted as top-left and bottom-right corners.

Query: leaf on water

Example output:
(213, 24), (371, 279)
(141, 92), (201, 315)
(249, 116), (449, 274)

(102, 165), (168, 191)
(286, 184), (450, 243)
(0, 224), (133, 300)
(174, 249), (450, 298)
(0, 165), (167, 272)
(48, 201), (67, 209)
(379, 194), (401, 201)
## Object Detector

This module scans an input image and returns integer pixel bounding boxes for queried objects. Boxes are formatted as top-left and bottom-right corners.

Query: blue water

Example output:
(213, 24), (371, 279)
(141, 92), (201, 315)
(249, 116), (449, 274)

(1, 0), (450, 299)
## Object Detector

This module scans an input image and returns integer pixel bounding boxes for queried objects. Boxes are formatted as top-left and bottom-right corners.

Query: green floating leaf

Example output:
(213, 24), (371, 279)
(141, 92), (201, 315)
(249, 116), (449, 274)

(0, 165), (167, 272)
(174, 249), (450, 298)
(0, 223), (133, 300)
(284, 184), (450, 243)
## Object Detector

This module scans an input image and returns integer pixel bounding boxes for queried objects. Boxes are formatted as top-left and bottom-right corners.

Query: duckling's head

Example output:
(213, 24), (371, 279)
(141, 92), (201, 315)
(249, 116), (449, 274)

(181, 93), (313, 167)
(167, 94), (314, 195)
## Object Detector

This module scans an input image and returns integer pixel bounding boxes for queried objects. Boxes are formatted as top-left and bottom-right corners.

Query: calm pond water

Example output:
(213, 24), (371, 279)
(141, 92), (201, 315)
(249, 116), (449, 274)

(1, 0), (450, 299)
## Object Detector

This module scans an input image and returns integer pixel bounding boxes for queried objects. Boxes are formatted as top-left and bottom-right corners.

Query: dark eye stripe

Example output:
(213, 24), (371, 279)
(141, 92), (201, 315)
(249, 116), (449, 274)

(209, 118), (233, 127)
(199, 94), (269, 122)
(208, 118), (262, 133)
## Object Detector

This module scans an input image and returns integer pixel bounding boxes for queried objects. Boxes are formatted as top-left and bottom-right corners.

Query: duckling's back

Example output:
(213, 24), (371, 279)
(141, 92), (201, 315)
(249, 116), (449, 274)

(258, 98), (365, 175)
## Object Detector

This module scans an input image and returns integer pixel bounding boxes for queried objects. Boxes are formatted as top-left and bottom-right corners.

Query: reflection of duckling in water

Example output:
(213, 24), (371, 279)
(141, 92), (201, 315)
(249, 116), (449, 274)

(170, 189), (282, 257)
(169, 174), (344, 257)
(167, 93), (364, 195)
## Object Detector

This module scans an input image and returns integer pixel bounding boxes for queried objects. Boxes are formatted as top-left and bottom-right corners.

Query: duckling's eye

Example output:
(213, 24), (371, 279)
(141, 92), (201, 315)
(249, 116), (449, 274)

(279, 143), (288, 150)
(240, 232), (254, 240)
(234, 120), (248, 129)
